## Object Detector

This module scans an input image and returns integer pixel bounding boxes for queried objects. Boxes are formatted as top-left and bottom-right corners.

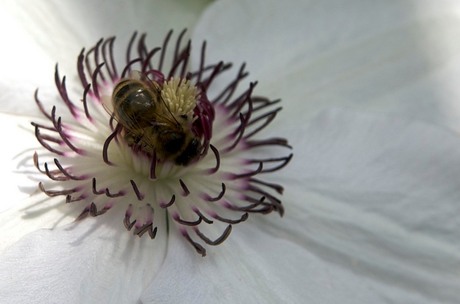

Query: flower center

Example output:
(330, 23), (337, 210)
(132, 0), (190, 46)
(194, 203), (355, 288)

(31, 30), (292, 256)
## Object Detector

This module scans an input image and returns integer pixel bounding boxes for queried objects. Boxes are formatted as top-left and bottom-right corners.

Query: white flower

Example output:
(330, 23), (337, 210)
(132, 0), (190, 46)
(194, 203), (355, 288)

(2, 0), (460, 303)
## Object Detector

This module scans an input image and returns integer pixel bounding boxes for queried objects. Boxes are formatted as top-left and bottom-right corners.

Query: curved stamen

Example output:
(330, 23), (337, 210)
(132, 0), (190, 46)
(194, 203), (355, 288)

(34, 89), (53, 120)
(160, 195), (176, 208)
(181, 229), (206, 257)
(54, 65), (78, 117)
(179, 179), (190, 196)
(53, 158), (86, 180)
(194, 225), (232, 246)
(90, 63), (106, 99)
(249, 153), (293, 174)
(102, 124), (121, 165)
(230, 162), (263, 179)
(173, 213), (202, 226)
(213, 212), (248, 224)
(202, 183), (226, 202)
(38, 182), (75, 197)
(130, 179), (144, 201)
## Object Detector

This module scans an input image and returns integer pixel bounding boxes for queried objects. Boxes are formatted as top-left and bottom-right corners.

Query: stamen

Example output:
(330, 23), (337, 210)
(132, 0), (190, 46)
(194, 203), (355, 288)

(90, 63), (105, 99)
(38, 182), (75, 197)
(230, 162), (263, 179)
(160, 195), (176, 208)
(34, 89), (52, 120)
(34, 125), (64, 155)
(78, 48), (90, 89)
(56, 118), (84, 155)
(249, 154), (293, 174)
(54, 65), (78, 117)
(179, 179), (190, 196)
(53, 158), (85, 180)
(102, 37), (118, 81)
(193, 207), (214, 224)
(43, 162), (68, 181)
(181, 230), (207, 257)
(202, 183), (226, 202)
(89, 202), (110, 216)
(194, 225), (232, 246)
(158, 30), (173, 71)
(173, 213), (202, 226)
(81, 84), (92, 120)
(204, 144), (220, 174)
(102, 124), (122, 165)
(213, 212), (248, 224)
(130, 179), (144, 201)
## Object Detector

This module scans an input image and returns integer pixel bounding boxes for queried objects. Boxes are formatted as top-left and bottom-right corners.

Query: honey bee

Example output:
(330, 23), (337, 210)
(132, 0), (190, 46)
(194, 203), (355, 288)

(110, 72), (201, 165)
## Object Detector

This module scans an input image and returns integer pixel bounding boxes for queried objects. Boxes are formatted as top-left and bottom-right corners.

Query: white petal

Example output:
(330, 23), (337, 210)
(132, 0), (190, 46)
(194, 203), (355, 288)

(0, 112), (82, 252)
(0, 210), (167, 304)
(140, 223), (381, 304)
(193, 0), (460, 130)
(262, 108), (460, 303)
(0, 113), (38, 210)
(0, 0), (211, 115)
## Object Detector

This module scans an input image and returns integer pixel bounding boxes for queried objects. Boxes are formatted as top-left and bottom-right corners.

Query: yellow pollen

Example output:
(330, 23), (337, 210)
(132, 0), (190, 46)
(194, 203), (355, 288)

(161, 78), (198, 117)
